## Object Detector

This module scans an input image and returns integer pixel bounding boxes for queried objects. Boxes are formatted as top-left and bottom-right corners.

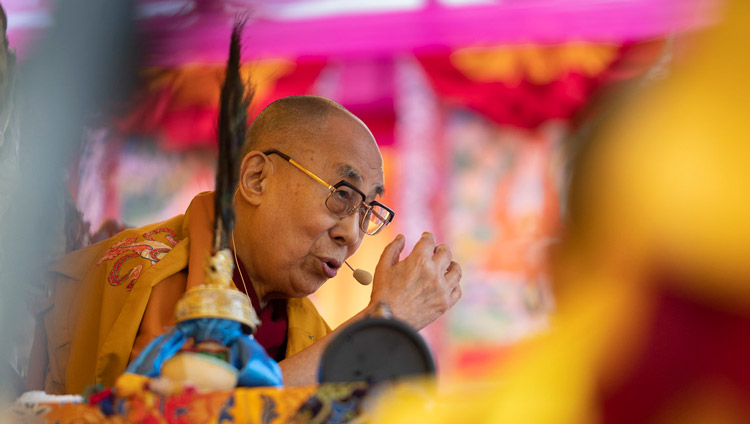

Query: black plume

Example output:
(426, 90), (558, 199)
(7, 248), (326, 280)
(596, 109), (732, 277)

(214, 18), (254, 252)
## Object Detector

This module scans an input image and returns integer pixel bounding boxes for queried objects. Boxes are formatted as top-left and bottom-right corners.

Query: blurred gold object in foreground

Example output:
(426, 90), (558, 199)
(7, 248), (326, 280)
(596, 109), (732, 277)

(374, 1), (750, 423)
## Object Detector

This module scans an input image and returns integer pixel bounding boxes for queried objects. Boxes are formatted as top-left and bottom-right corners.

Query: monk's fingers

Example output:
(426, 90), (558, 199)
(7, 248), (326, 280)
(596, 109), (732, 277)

(449, 284), (462, 305)
(376, 234), (406, 273)
(408, 232), (436, 262)
(432, 243), (452, 271)
(445, 261), (462, 285)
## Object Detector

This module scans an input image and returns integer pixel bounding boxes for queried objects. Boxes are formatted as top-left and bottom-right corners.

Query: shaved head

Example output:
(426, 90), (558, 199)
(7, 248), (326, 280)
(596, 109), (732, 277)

(241, 95), (372, 158)
(233, 95), (387, 303)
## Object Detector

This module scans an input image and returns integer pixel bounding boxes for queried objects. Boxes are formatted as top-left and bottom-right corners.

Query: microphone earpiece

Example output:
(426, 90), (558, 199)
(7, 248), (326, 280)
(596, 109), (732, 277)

(344, 261), (373, 286)
(352, 269), (373, 286)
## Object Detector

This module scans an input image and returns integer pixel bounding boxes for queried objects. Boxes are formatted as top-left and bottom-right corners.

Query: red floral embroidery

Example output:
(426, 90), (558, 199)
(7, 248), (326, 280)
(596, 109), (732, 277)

(97, 228), (179, 291)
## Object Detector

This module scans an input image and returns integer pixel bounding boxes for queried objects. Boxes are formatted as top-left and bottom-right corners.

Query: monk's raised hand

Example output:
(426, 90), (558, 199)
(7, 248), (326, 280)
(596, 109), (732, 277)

(369, 232), (462, 330)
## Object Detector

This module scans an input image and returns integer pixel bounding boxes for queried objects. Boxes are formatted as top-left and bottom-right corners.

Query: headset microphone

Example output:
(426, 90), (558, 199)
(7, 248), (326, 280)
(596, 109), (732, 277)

(344, 261), (373, 286)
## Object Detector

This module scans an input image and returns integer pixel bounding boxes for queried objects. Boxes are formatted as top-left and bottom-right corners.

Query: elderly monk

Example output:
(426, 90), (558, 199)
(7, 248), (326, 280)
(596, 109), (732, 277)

(27, 95), (462, 394)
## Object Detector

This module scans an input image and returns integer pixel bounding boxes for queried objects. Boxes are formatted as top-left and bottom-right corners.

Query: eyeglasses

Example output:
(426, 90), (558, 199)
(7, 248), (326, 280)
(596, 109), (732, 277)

(263, 149), (395, 235)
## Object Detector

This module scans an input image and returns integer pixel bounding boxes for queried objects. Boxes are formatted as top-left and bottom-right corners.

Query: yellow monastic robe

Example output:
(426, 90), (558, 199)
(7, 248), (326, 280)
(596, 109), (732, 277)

(34, 192), (330, 394)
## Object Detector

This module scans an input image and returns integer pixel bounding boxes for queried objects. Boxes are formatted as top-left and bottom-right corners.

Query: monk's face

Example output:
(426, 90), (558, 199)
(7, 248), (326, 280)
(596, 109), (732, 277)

(242, 113), (384, 300)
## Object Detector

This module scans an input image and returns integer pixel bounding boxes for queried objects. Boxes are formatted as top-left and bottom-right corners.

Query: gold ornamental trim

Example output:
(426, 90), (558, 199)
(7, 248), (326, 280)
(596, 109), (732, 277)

(175, 249), (260, 332)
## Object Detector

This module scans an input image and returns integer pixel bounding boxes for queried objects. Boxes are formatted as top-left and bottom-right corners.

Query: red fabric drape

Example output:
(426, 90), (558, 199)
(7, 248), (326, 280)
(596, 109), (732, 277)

(416, 41), (663, 129)
(115, 59), (327, 150)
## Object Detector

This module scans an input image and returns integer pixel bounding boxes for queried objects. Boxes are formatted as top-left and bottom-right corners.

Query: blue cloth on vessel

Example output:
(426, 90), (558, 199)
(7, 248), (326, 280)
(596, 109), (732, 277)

(126, 318), (283, 387)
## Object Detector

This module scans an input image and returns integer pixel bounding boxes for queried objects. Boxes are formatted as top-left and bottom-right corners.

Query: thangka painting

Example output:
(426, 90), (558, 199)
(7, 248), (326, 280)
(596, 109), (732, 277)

(442, 110), (565, 374)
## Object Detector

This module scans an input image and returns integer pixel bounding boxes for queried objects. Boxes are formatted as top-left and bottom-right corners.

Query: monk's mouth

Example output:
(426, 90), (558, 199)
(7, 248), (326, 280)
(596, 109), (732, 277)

(319, 258), (341, 278)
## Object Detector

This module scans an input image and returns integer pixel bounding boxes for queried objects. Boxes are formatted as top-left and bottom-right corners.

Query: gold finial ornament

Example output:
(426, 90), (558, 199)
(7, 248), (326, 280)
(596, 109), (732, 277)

(174, 249), (260, 333)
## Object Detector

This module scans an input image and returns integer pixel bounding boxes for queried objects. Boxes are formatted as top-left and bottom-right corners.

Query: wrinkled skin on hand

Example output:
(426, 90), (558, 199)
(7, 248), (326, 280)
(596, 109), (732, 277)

(370, 232), (462, 330)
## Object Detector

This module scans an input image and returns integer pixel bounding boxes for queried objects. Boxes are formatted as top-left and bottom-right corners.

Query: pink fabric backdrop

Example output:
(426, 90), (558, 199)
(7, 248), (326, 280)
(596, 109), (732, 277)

(4, 0), (718, 64)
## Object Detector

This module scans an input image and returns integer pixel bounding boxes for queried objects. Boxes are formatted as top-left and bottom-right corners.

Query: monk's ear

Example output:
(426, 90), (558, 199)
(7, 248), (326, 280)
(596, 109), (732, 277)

(238, 151), (272, 205)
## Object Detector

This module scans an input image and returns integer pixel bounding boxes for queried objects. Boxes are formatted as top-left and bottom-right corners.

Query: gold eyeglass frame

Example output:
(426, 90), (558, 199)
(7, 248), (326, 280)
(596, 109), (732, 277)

(263, 149), (394, 235)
